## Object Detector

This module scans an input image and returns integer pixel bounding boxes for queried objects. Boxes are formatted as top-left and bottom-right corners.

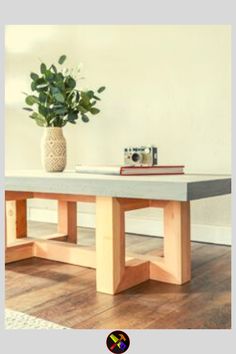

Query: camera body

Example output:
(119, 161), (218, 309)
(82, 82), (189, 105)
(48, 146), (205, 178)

(124, 146), (158, 166)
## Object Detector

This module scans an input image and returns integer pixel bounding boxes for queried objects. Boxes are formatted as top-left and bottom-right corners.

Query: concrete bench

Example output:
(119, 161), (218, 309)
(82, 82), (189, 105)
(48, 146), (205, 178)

(5, 170), (231, 294)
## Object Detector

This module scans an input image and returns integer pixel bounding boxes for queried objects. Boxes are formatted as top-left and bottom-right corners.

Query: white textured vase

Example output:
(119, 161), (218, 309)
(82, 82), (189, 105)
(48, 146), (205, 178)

(41, 127), (67, 172)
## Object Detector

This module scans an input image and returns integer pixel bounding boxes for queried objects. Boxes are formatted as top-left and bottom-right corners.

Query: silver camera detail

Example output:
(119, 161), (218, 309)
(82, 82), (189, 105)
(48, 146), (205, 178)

(124, 146), (158, 166)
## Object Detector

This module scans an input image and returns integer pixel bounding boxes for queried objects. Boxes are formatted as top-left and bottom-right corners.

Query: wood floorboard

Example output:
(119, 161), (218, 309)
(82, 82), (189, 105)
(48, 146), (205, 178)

(73, 252), (231, 329)
(5, 221), (231, 329)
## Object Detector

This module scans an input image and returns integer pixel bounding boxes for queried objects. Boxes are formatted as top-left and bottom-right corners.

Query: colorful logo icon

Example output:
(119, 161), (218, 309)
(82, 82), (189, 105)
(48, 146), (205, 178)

(106, 330), (130, 353)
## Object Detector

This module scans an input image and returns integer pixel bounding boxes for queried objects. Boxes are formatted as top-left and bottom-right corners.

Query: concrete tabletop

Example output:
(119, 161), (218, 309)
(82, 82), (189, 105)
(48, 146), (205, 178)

(5, 170), (231, 201)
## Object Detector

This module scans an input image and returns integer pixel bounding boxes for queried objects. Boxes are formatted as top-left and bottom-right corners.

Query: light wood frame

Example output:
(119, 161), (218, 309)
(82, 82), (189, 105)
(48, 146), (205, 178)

(96, 197), (191, 294)
(5, 191), (191, 295)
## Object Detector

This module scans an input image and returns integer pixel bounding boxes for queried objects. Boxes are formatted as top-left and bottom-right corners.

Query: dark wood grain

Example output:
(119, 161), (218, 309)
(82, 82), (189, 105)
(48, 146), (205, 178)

(5, 222), (231, 329)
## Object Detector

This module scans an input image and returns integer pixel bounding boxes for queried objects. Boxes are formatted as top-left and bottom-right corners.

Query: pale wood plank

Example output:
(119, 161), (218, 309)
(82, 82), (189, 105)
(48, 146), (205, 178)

(96, 197), (154, 294)
(126, 252), (163, 263)
(15, 200), (27, 239)
(150, 201), (191, 284)
(164, 201), (191, 283)
(5, 200), (27, 246)
(6, 239), (34, 247)
(5, 191), (192, 292)
(116, 259), (149, 293)
(96, 196), (125, 294)
(117, 198), (150, 212)
(5, 191), (34, 201)
(5, 240), (34, 263)
(34, 239), (96, 268)
(58, 201), (77, 243)
(149, 260), (181, 284)
(149, 200), (168, 208)
(29, 233), (68, 242)
(33, 192), (95, 203)
(6, 201), (18, 245)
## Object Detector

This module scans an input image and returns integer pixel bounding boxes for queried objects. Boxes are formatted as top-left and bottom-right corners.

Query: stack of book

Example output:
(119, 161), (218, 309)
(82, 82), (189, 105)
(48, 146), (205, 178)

(75, 165), (185, 176)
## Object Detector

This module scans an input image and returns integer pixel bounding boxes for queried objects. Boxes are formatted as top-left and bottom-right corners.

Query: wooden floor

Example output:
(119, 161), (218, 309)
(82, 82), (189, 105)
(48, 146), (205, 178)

(5, 221), (231, 329)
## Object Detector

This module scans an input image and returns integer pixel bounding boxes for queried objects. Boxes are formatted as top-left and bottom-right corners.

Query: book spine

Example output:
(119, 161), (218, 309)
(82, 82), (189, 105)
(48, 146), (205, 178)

(121, 172), (185, 176)
(120, 166), (125, 175)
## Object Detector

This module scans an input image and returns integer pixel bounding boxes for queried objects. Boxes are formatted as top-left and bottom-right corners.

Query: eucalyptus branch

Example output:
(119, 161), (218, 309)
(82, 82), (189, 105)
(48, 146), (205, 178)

(23, 55), (106, 127)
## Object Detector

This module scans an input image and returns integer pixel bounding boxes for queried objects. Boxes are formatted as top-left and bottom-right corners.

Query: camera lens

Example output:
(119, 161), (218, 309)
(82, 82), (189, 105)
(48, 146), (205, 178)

(131, 153), (141, 162)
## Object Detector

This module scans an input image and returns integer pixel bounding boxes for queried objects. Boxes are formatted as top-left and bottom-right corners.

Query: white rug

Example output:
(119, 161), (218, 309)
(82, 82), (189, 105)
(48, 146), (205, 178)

(5, 309), (68, 329)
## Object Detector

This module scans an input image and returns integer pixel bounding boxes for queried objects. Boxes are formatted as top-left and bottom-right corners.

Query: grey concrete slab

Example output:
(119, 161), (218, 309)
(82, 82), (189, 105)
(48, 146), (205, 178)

(5, 170), (231, 201)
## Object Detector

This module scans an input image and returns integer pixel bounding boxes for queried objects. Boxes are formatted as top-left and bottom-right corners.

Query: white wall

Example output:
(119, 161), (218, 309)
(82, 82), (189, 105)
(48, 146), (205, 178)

(5, 25), (231, 244)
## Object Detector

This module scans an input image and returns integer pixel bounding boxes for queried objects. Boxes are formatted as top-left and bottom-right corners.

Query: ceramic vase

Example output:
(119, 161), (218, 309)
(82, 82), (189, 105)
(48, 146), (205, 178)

(41, 127), (66, 172)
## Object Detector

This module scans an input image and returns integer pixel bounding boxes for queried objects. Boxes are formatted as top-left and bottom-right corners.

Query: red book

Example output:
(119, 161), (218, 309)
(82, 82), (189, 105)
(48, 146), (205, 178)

(75, 165), (184, 176)
(120, 165), (184, 176)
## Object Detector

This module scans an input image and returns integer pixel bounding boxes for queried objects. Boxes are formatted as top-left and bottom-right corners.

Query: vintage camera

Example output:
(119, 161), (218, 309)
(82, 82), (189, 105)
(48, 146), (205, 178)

(124, 146), (158, 166)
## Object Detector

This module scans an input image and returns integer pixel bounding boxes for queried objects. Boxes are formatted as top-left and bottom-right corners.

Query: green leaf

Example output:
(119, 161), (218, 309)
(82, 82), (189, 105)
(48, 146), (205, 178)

(23, 107), (33, 112)
(45, 69), (54, 81)
(51, 87), (60, 95)
(86, 90), (94, 99)
(39, 92), (47, 103)
(30, 112), (38, 119)
(51, 64), (57, 73)
(54, 92), (65, 103)
(90, 107), (100, 115)
(35, 118), (46, 127)
(30, 72), (39, 81)
(25, 95), (39, 105)
(36, 83), (49, 89)
(57, 80), (65, 91)
(77, 105), (88, 114)
(79, 100), (91, 110)
(55, 73), (64, 82)
(66, 76), (76, 89)
(66, 91), (76, 105)
(31, 82), (37, 91)
(97, 86), (106, 93)
(51, 87), (64, 103)
(80, 91), (91, 105)
(34, 77), (46, 87)
(48, 117), (59, 126)
(54, 106), (67, 115)
(93, 95), (101, 101)
(30, 112), (47, 127)
(67, 111), (78, 123)
(61, 120), (67, 127)
(38, 105), (49, 116)
(54, 73), (64, 91)
(81, 114), (89, 123)
(76, 91), (80, 101)
(40, 63), (47, 74)
(58, 55), (67, 65)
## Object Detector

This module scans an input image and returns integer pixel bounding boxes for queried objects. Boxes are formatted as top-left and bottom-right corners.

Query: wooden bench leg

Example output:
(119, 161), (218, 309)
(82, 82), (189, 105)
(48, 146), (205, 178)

(5, 200), (27, 246)
(96, 196), (149, 294)
(58, 201), (77, 243)
(150, 201), (191, 284)
(96, 196), (125, 294)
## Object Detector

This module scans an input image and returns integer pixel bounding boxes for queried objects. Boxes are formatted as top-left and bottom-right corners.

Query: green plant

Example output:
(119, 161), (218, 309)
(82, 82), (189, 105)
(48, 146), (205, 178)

(23, 55), (105, 127)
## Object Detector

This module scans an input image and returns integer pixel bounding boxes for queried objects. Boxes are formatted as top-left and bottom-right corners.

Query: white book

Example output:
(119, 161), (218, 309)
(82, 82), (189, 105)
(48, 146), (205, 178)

(75, 165), (121, 175)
